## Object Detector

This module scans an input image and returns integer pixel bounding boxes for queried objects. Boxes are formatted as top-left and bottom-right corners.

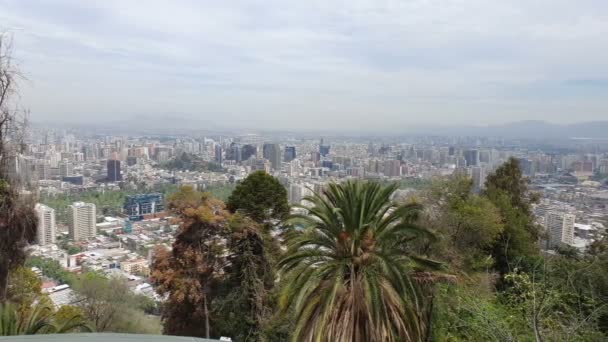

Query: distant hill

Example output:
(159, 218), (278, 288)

(476, 121), (608, 139)
(403, 120), (608, 139)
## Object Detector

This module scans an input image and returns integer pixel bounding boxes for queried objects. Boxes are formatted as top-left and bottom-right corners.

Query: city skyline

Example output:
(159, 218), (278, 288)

(2, 0), (607, 131)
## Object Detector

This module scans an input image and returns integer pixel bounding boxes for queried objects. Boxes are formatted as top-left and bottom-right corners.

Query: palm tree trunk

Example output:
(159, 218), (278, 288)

(424, 293), (435, 342)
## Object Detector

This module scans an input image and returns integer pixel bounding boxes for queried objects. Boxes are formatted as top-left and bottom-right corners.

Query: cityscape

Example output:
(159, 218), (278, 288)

(21, 129), (608, 312)
(1, 1), (608, 341)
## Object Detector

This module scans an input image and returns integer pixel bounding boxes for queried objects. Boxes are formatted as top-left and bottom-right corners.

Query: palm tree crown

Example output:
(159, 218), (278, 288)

(0, 302), (91, 335)
(279, 180), (438, 342)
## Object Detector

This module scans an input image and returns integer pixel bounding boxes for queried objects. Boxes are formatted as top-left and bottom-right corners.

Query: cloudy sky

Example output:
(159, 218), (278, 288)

(1, 0), (607, 131)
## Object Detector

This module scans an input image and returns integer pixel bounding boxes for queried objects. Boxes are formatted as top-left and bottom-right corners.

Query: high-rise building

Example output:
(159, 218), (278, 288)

(241, 144), (257, 161)
(59, 160), (73, 177)
(250, 158), (271, 173)
(383, 160), (401, 177)
(124, 193), (165, 221)
(464, 149), (479, 167)
(35, 204), (56, 245)
(214, 144), (223, 165)
(471, 166), (486, 192)
(284, 146), (296, 162)
(107, 159), (122, 182)
(68, 202), (97, 241)
(517, 158), (533, 176)
(34, 161), (51, 180)
(479, 150), (490, 164)
(320, 138), (331, 157)
(320, 145), (330, 157)
(544, 211), (575, 249)
(226, 143), (242, 163)
(288, 182), (314, 205)
(263, 143), (281, 170)
(310, 151), (321, 165)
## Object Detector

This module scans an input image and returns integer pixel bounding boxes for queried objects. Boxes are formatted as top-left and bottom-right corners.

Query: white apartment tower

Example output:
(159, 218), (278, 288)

(544, 211), (575, 249)
(35, 204), (56, 245)
(471, 166), (486, 192)
(59, 160), (74, 177)
(68, 202), (97, 241)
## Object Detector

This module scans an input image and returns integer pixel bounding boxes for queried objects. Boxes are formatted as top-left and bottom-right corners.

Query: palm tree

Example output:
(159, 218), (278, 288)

(0, 302), (92, 335)
(279, 181), (440, 342)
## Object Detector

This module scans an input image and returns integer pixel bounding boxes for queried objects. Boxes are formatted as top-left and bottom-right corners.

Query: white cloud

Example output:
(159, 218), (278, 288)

(0, 0), (607, 130)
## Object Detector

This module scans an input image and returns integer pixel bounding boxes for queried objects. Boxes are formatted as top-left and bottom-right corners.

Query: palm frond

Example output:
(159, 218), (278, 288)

(279, 180), (445, 342)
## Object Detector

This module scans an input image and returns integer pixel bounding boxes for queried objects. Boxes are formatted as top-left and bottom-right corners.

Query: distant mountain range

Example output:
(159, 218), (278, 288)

(33, 118), (608, 139)
(401, 120), (608, 139)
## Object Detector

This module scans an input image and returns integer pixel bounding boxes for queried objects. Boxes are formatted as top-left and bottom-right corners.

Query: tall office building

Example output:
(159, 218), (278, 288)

(479, 150), (490, 163)
(320, 145), (330, 157)
(68, 202), (97, 241)
(34, 161), (51, 180)
(471, 166), (486, 192)
(263, 143), (281, 170)
(320, 139), (331, 157)
(544, 211), (575, 249)
(517, 158), (533, 176)
(227, 143), (242, 163)
(383, 160), (401, 177)
(59, 160), (73, 177)
(214, 144), (223, 165)
(463, 149), (479, 167)
(107, 159), (122, 182)
(284, 146), (296, 162)
(241, 144), (257, 161)
(35, 204), (56, 245)
(310, 151), (321, 165)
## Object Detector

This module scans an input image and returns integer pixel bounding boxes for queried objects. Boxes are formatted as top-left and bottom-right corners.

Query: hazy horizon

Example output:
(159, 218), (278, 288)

(2, 0), (608, 131)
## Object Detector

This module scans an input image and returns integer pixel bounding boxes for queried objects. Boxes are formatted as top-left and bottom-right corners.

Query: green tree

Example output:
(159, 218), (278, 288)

(431, 279), (518, 341)
(423, 176), (503, 271)
(158, 152), (225, 173)
(279, 181), (441, 342)
(71, 273), (159, 333)
(212, 214), (275, 341)
(7, 267), (41, 306)
(226, 171), (289, 225)
(152, 186), (229, 338)
(25, 257), (75, 285)
(484, 157), (541, 275)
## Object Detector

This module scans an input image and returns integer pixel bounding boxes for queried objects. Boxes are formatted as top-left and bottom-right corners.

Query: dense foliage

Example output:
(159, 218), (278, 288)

(148, 165), (607, 341)
(71, 273), (160, 334)
(484, 157), (542, 276)
(212, 214), (276, 341)
(40, 183), (235, 224)
(26, 257), (76, 285)
(1, 148), (607, 340)
(158, 152), (224, 173)
(226, 171), (289, 225)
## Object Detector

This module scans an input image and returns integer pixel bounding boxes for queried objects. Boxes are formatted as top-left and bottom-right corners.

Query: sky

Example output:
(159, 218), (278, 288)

(1, 0), (607, 132)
